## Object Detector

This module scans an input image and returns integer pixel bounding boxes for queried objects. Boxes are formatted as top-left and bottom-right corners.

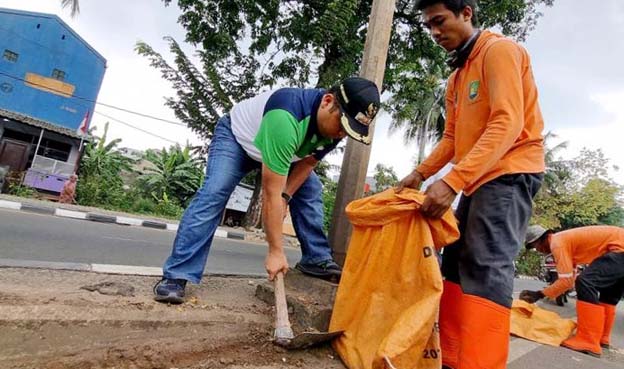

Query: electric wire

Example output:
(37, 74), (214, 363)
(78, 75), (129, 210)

(0, 69), (188, 144)
(0, 70), (185, 126)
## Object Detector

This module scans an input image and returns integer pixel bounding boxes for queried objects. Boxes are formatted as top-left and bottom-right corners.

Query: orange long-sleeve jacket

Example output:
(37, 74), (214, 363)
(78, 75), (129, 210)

(416, 31), (545, 195)
(543, 226), (624, 299)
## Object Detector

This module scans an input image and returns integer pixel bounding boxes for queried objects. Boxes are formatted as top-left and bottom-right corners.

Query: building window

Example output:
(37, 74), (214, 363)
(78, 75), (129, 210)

(3, 49), (18, 63)
(51, 69), (66, 81)
(36, 139), (71, 162)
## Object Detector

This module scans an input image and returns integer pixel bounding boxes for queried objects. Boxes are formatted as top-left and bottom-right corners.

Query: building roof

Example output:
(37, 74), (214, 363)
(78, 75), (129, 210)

(0, 7), (107, 66)
(0, 108), (88, 140)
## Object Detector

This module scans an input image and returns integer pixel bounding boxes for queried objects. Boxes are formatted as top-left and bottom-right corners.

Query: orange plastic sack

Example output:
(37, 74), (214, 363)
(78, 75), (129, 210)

(330, 189), (460, 369)
(510, 300), (576, 346)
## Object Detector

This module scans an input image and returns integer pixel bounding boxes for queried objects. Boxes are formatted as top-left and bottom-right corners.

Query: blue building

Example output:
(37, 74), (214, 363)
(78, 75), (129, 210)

(0, 7), (106, 193)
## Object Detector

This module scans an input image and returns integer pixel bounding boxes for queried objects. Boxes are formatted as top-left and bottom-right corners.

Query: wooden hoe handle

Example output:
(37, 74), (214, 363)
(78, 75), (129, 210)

(273, 272), (294, 342)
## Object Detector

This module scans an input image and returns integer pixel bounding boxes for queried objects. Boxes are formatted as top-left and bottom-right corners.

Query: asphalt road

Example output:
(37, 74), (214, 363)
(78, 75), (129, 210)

(0, 208), (302, 276)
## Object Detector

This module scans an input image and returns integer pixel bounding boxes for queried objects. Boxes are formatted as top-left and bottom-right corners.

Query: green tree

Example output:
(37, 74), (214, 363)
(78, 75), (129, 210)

(541, 131), (570, 196)
(515, 248), (542, 277)
(321, 179), (339, 235)
(135, 37), (258, 143)
(386, 76), (446, 165)
(599, 206), (624, 227)
(142, 0), (555, 227)
(532, 148), (623, 230)
(558, 178), (622, 229)
(518, 142), (624, 277)
(137, 144), (204, 207)
(147, 0), (554, 141)
(372, 163), (398, 193)
(61, 0), (80, 17)
(313, 156), (342, 234)
(76, 122), (133, 207)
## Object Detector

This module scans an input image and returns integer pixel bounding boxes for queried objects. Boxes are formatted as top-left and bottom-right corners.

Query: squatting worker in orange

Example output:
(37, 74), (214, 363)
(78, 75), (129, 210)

(521, 225), (624, 357)
(396, 1), (545, 368)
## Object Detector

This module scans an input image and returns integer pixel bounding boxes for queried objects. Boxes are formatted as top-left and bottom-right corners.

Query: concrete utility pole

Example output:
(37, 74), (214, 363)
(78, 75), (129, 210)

(329, 0), (396, 265)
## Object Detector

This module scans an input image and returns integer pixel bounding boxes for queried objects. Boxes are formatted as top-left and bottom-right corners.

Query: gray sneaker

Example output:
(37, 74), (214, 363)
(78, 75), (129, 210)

(153, 278), (187, 304)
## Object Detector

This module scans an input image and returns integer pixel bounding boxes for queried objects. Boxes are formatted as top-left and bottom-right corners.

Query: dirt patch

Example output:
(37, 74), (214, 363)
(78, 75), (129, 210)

(0, 268), (344, 369)
(5, 321), (340, 369)
(81, 281), (136, 297)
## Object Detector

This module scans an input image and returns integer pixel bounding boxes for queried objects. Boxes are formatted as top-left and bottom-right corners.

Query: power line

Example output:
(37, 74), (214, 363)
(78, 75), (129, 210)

(94, 110), (178, 145)
(0, 70), (186, 126)
(95, 101), (185, 126)
(0, 69), (186, 145)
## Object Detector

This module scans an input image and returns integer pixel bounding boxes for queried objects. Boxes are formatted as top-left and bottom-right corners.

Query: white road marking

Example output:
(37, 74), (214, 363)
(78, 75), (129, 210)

(0, 200), (21, 210)
(55, 208), (87, 219)
(91, 263), (162, 276)
(115, 216), (143, 226)
(215, 229), (228, 238)
(101, 236), (151, 243)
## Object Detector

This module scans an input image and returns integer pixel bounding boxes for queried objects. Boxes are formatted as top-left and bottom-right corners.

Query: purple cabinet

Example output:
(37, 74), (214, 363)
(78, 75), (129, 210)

(23, 169), (67, 193)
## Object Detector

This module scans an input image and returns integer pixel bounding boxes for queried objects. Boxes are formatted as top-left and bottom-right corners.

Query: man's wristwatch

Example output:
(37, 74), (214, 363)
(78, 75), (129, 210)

(281, 192), (292, 203)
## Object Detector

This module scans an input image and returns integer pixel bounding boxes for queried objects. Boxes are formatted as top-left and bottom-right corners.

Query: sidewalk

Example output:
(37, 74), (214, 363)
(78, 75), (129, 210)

(0, 267), (342, 369)
(1, 266), (622, 369)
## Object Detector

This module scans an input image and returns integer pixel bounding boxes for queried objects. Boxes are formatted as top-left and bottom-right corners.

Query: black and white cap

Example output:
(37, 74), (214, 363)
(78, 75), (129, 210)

(335, 77), (381, 145)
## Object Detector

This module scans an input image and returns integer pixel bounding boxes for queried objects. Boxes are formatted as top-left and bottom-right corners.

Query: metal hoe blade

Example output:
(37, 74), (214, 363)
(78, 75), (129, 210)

(272, 272), (343, 350)
(275, 330), (344, 350)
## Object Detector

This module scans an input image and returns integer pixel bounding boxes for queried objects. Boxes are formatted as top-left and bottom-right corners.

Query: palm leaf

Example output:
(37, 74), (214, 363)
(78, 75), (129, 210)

(61, 0), (80, 17)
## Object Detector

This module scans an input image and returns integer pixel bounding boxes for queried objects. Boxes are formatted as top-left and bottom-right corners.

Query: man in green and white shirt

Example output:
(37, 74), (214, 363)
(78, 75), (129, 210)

(155, 77), (380, 304)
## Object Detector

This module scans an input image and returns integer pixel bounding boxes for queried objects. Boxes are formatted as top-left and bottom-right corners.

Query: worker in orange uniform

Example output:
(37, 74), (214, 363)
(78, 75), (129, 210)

(397, 1), (545, 368)
(59, 174), (78, 204)
(521, 225), (624, 357)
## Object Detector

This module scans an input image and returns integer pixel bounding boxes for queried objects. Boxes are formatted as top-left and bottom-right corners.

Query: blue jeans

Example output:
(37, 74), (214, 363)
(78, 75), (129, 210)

(162, 115), (334, 283)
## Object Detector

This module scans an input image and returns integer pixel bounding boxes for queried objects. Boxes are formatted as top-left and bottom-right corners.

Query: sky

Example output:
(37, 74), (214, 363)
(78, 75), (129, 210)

(2, 0), (623, 185)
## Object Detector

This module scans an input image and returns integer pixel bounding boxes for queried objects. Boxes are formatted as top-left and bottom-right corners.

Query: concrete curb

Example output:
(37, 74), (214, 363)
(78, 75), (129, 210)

(87, 213), (117, 223)
(142, 220), (167, 230)
(0, 258), (265, 279)
(20, 204), (56, 215)
(0, 258), (91, 272)
(0, 199), (245, 241)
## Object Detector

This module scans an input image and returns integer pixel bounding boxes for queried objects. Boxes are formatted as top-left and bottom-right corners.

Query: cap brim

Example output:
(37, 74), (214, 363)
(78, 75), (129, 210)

(525, 230), (547, 245)
(525, 236), (540, 246)
(339, 110), (371, 145)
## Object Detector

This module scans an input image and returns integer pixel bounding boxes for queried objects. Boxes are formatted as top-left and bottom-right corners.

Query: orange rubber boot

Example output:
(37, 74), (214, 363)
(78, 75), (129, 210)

(599, 303), (617, 349)
(440, 281), (463, 369)
(457, 294), (510, 369)
(562, 301), (605, 357)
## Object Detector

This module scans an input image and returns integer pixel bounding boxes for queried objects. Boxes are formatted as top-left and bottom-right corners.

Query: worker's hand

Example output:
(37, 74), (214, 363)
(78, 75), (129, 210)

(265, 250), (289, 281)
(519, 290), (545, 304)
(420, 180), (457, 218)
(396, 170), (424, 193)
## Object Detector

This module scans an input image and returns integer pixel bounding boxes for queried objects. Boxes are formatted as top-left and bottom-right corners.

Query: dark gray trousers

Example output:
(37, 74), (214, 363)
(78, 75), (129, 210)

(576, 252), (624, 305)
(442, 173), (543, 308)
